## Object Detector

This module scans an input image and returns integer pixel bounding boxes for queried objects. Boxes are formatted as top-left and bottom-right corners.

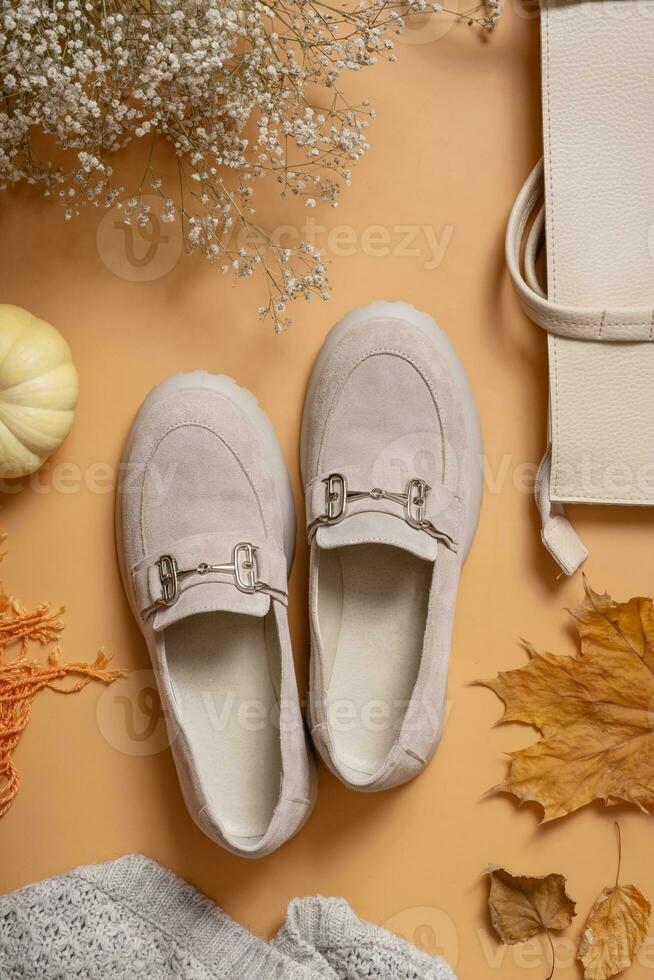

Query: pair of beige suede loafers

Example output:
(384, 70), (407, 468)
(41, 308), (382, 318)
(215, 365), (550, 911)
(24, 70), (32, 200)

(116, 301), (483, 858)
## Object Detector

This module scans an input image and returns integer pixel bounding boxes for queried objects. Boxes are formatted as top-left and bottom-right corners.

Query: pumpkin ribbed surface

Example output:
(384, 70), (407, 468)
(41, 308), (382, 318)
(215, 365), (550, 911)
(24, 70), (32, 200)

(0, 305), (79, 477)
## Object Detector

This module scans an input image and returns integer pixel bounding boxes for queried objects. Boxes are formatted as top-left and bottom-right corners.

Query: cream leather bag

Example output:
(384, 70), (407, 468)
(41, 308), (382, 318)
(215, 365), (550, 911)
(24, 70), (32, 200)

(507, 0), (654, 575)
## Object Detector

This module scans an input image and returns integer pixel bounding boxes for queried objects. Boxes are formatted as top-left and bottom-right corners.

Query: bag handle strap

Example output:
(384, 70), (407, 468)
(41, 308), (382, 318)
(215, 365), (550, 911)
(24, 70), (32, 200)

(506, 160), (654, 343)
(508, 162), (591, 575)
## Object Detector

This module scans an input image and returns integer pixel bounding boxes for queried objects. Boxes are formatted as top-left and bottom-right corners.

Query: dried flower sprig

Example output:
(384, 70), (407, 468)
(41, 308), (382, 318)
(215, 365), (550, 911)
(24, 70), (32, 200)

(0, 0), (499, 330)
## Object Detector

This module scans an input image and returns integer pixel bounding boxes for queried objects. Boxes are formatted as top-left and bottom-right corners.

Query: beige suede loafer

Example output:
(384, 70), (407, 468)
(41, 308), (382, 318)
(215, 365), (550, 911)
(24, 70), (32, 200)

(116, 372), (316, 857)
(301, 302), (483, 791)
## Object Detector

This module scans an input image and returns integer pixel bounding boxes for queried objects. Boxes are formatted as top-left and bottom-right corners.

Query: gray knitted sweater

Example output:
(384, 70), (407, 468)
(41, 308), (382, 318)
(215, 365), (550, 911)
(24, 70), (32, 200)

(0, 855), (456, 979)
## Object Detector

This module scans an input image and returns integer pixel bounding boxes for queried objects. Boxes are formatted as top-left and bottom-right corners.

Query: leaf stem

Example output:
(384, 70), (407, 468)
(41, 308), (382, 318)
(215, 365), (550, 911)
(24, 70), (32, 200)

(615, 821), (622, 888)
(544, 928), (555, 980)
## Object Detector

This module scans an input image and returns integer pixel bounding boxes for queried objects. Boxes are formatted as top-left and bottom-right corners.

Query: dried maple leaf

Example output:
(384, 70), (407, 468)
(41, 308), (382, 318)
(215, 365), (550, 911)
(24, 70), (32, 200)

(480, 578), (654, 820)
(573, 586), (654, 667)
(488, 866), (575, 979)
(578, 825), (651, 980)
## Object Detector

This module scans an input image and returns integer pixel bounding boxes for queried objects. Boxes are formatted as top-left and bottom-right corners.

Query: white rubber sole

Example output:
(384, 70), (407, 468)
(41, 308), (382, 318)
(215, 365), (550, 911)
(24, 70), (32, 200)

(300, 300), (484, 558)
(115, 371), (297, 610)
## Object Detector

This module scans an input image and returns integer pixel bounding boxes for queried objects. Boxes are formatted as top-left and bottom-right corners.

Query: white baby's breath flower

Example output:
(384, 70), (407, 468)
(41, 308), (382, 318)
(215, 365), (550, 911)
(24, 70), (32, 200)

(0, 0), (498, 330)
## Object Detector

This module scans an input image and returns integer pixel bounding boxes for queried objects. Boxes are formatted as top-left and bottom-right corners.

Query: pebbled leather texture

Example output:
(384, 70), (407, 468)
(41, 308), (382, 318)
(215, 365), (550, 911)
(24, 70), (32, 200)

(542, 0), (654, 506)
(506, 160), (654, 342)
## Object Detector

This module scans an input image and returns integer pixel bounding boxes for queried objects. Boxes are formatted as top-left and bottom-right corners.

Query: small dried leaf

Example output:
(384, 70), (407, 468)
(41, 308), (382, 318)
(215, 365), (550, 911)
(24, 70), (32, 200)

(488, 866), (576, 944)
(578, 884), (651, 980)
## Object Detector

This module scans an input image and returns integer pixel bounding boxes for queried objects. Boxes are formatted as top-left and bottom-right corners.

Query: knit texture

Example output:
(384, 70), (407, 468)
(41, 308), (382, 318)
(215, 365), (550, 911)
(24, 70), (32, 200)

(0, 855), (316, 980)
(0, 856), (458, 980)
(274, 897), (458, 980)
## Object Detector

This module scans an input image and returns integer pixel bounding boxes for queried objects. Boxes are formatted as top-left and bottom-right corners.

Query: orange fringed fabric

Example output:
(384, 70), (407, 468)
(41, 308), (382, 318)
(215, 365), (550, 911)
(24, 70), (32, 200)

(0, 589), (124, 818)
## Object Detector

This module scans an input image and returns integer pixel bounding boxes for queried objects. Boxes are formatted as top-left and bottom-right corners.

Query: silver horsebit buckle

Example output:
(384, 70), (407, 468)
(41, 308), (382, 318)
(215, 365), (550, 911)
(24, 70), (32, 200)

(310, 473), (457, 550)
(150, 542), (284, 614)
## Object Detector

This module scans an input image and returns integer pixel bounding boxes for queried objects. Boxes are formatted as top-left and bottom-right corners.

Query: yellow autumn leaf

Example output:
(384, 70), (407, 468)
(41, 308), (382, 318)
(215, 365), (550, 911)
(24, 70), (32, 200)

(573, 586), (654, 666)
(480, 578), (654, 820)
(488, 866), (576, 944)
(578, 884), (651, 980)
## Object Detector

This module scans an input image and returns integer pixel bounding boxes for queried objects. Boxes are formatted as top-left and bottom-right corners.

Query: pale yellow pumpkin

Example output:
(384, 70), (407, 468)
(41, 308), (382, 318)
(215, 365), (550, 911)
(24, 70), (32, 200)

(0, 305), (79, 478)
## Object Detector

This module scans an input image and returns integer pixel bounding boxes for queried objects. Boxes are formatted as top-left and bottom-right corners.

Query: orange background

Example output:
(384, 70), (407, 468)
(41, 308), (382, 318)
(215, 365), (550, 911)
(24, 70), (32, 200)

(2, 5), (654, 978)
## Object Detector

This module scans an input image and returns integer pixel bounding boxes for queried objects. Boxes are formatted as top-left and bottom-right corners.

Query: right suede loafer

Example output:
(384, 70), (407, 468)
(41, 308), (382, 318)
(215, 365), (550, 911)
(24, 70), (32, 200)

(301, 301), (483, 791)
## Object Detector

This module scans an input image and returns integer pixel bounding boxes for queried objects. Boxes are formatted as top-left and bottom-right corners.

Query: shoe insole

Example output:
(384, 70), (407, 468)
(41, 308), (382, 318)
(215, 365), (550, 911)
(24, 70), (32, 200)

(166, 611), (281, 839)
(320, 544), (431, 779)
